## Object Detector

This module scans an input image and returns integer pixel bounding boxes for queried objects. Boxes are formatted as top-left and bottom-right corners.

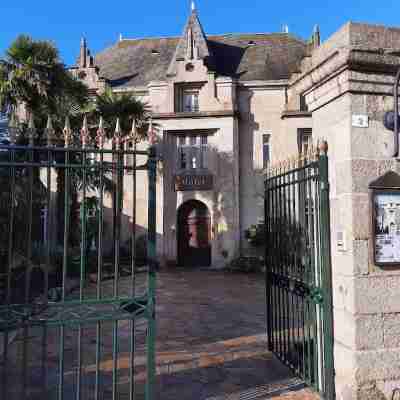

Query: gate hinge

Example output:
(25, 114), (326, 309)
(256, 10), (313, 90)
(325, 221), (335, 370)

(310, 287), (324, 304)
(321, 182), (330, 191)
(148, 296), (156, 319)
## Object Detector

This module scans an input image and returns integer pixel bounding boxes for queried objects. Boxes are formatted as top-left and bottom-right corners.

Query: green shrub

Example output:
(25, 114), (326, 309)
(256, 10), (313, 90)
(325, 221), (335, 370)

(225, 256), (265, 273)
(244, 223), (265, 247)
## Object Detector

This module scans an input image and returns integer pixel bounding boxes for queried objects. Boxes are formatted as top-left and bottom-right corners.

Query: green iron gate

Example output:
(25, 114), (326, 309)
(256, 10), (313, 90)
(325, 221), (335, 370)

(265, 142), (335, 399)
(0, 116), (157, 400)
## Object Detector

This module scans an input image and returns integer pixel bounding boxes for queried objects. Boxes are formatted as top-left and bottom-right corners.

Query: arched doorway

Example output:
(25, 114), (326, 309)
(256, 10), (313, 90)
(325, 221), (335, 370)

(177, 200), (211, 267)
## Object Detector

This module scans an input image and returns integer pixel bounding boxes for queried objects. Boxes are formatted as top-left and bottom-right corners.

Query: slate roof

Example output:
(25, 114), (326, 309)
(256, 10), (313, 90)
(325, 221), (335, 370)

(94, 33), (307, 88)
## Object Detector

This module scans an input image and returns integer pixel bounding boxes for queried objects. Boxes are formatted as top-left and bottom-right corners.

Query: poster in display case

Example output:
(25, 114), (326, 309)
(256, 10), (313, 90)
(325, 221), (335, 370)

(370, 171), (400, 266)
(373, 192), (400, 264)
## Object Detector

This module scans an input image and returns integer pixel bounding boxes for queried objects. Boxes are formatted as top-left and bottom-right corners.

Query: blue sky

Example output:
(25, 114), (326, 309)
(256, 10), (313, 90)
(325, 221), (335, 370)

(0, 1), (399, 66)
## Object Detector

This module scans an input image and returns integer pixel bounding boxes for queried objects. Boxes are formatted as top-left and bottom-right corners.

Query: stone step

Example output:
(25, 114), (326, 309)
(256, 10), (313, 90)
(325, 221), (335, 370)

(155, 345), (269, 377)
(205, 378), (310, 400)
(77, 334), (270, 384)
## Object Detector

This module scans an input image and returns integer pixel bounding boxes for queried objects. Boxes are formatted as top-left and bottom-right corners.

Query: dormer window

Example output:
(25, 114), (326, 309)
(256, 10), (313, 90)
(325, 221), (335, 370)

(183, 90), (199, 112)
(175, 83), (202, 112)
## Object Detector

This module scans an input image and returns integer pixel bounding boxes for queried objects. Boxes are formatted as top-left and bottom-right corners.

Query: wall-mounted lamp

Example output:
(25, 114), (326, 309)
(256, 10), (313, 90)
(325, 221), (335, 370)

(383, 67), (400, 156)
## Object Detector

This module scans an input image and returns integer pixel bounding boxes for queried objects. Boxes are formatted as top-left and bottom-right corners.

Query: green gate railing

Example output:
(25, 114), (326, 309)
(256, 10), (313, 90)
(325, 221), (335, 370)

(0, 116), (157, 400)
(265, 142), (335, 399)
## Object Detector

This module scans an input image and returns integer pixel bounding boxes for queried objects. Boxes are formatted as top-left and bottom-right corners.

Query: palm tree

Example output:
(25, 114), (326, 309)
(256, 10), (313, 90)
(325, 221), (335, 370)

(89, 88), (150, 261)
(0, 35), (90, 263)
(93, 88), (149, 138)
(0, 35), (89, 131)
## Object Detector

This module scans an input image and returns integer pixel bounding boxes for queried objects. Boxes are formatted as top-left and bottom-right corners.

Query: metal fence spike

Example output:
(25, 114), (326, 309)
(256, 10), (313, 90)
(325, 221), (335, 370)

(115, 117), (121, 134)
(319, 140), (329, 155)
(46, 115), (56, 146)
(114, 117), (122, 148)
(46, 115), (54, 131)
(81, 115), (89, 148)
(28, 113), (35, 130)
(27, 113), (37, 145)
(96, 116), (106, 148)
(131, 119), (136, 135)
(8, 112), (19, 144)
(148, 118), (157, 145)
(63, 116), (72, 147)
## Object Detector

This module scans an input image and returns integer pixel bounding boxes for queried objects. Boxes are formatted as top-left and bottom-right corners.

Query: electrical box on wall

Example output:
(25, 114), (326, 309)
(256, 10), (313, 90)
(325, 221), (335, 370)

(337, 231), (347, 252)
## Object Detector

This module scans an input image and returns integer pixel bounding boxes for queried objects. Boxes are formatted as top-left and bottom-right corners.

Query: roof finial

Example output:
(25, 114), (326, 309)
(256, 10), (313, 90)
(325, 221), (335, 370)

(119, 33), (123, 42)
(313, 24), (321, 48)
(80, 36), (87, 68)
(191, 0), (195, 11)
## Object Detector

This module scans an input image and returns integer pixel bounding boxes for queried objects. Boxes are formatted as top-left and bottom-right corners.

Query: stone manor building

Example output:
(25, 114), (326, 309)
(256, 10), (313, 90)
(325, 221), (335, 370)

(72, 8), (400, 398)
(71, 5), (315, 268)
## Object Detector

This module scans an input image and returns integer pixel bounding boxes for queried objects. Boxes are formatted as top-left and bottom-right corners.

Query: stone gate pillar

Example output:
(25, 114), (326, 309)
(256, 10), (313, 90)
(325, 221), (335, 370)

(290, 22), (400, 400)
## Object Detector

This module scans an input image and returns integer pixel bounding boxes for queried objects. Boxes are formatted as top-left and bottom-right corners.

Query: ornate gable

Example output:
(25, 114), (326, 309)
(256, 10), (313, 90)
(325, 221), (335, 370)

(167, 6), (214, 77)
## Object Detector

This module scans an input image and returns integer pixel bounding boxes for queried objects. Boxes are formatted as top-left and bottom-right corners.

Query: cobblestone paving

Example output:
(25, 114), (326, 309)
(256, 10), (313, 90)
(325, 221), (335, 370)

(152, 269), (319, 400)
(1, 269), (319, 400)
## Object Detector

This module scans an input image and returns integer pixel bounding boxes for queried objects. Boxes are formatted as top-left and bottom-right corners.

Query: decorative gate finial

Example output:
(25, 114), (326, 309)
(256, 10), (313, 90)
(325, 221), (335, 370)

(8, 112), (19, 144)
(45, 115), (56, 146)
(130, 118), (139, 143)
(63, 116), (72, 147)
(319, 139), (328, 155)
(148, 118), (156, 145)
(80, 115), (89, 148)
(96, 116), (106, 148)
(27, 113), (36, 145)
(114, 117), (122, 149)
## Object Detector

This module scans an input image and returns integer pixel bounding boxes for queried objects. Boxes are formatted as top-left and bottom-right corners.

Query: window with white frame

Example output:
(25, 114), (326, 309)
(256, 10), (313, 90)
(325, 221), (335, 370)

(263, 134), (271, 169)
(177, 135), (208, 170)
(298, 128), (312, 155)
(175, 84), (201, 112)
(253, 131), (271, 170)
(182, 89), (199, 112)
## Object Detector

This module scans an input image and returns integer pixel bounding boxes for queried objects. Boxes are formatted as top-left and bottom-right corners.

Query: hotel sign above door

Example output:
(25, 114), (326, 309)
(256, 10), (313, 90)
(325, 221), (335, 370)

(175, 173), (213, 191)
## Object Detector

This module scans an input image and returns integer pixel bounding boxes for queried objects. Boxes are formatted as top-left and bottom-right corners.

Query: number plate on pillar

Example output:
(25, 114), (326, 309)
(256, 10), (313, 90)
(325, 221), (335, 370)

(174, 174), (213, 191)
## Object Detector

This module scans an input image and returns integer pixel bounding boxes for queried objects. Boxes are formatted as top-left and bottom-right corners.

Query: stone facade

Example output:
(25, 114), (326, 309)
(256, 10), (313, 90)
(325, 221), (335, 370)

(73, 7), (400, 398)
